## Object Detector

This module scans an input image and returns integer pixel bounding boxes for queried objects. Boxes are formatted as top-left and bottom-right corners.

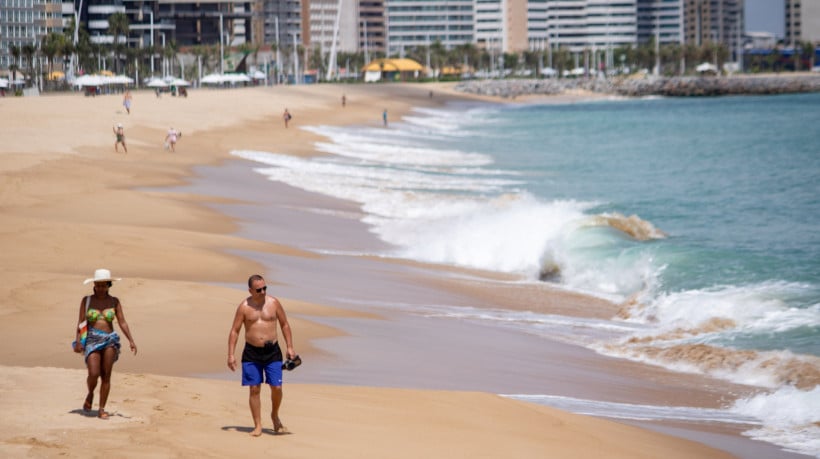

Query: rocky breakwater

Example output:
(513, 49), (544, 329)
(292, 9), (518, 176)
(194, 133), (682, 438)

(454, 74), (820, 98)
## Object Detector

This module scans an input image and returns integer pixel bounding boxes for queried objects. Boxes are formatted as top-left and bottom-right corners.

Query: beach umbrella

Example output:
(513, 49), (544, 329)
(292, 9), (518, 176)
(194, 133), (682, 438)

(200, 73), (224, 84)
(249, 70), (266, 80)
(109, 75), (134, 84)
(165, 77), (190, 87)
(146, 78), (167, 87)
(223, 73), (251, 83)
(72, 74), (105, 87)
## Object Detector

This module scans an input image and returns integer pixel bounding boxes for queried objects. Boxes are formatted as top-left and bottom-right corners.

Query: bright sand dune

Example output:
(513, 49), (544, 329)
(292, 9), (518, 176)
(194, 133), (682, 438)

(0, 84), (736, 458)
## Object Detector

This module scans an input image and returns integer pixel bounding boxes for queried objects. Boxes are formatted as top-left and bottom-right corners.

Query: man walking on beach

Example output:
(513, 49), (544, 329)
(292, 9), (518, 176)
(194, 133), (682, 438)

(227, 274), (296, 436)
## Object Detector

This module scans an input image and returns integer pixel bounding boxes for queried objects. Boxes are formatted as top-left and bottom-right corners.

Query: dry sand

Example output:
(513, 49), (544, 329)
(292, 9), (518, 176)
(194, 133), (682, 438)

(0, 83), (761, 458)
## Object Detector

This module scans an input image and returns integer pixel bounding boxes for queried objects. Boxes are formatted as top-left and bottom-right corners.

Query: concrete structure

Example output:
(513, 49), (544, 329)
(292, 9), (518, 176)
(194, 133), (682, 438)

(0, 0), (64, 72)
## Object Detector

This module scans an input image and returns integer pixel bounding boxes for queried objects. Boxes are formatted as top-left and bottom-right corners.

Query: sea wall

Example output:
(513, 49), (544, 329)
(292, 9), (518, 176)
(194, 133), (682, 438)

(454, 74), (820, 98)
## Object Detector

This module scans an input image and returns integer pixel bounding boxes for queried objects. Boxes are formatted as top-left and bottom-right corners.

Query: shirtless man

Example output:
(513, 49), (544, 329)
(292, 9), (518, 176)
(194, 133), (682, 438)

(227, 274), (296, 436)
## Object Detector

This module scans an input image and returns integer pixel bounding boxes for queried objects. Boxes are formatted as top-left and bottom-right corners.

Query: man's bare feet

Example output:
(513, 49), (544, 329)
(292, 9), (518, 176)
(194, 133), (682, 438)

(272, 415), (287, 433)
(249, 426), (263, 437)
(98, 409), (109, 420)
(83, 392), (93, 411)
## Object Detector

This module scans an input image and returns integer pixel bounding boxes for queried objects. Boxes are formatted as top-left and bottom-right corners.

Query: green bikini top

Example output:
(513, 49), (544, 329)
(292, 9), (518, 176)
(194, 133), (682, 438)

(86, 296), (117, 323)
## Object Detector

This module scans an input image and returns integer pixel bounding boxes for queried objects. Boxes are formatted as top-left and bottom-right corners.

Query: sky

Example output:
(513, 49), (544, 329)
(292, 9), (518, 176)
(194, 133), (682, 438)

(745, 0), (785, 36)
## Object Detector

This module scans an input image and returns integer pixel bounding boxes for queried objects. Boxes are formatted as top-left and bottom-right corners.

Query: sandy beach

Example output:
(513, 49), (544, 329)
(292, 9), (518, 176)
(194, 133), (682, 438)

(0, 83), (806, 458)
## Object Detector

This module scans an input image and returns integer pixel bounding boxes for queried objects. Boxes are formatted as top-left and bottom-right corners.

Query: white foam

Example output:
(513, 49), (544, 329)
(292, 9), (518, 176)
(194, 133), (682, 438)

(503, 393), (758, 424)
(731, 386), (820, 457)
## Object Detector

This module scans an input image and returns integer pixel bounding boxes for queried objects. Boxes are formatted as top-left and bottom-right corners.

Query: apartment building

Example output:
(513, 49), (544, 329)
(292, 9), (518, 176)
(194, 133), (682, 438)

(0, 0), (63, 71)
(385, 0), (474, 56)
(683, 0), (742, 51)
(305, 0), (358, 53)
(637, 0), (684, 46)
(786, 0), (820, 46)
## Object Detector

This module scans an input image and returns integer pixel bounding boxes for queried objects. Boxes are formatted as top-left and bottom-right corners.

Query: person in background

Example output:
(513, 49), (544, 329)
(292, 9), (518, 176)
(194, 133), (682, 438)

(122, 90), (132, 114)
(73, 269), (137, 419)
(382, 108), (388, 127)
(165, 127), (179, 152)
(283, 108), (292, 128)
(113, 123), (127, 153)
(227, 274), (296, 436)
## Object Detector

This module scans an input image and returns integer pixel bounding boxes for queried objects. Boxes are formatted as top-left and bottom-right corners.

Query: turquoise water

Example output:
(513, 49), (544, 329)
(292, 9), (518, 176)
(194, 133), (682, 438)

(233, 92), (820, 455)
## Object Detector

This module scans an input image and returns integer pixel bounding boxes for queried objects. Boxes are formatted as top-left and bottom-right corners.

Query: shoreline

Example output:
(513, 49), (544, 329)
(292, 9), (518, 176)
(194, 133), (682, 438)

(0, 84), (809, 458)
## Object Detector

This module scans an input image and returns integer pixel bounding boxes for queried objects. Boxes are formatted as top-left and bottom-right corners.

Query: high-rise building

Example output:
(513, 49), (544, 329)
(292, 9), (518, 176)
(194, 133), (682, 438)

(786, 0), (820, 46)
(0, 0), (64, 71)
(360, 0), (385, 55)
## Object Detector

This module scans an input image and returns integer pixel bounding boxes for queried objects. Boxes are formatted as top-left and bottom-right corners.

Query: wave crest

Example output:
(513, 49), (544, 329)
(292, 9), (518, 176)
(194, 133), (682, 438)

(587, 212), (667, 241)
(604, 342), (820, 389)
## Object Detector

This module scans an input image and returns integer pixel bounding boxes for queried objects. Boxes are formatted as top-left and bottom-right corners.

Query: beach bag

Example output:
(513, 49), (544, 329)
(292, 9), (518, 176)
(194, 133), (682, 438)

(72, 296), (90, 350)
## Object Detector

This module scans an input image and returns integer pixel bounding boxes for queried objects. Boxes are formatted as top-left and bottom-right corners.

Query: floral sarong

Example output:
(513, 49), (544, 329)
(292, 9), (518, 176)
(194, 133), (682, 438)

(84, 327), (121, 363)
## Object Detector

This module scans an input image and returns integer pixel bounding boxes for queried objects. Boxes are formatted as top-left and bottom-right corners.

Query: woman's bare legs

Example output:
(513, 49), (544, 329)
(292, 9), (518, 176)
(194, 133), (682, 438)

(97, 346), (116, 419)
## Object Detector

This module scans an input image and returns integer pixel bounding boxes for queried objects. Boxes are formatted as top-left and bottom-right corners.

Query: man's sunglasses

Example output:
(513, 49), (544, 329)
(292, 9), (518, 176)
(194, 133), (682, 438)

(255, 286), (267, 293)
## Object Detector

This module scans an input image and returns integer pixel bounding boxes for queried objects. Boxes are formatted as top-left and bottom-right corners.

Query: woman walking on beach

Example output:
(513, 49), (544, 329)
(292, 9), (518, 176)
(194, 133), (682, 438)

(113, 123), (127, 153)
(165, 127), (179, 152)
(73, 269), (137, 419)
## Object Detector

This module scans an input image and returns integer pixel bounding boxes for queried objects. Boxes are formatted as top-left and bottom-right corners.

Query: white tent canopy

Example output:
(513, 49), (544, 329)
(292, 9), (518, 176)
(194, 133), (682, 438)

(696, 62), (718, 73)
(0, 77), (8, 88)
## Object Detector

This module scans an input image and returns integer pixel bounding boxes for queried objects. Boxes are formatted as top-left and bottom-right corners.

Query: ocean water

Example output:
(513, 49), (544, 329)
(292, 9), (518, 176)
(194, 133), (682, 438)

(232, 92), (820, 457)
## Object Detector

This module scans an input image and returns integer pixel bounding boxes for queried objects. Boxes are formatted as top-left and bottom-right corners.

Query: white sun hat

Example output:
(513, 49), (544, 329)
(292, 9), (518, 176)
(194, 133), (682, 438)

(84, 268), (122, 285)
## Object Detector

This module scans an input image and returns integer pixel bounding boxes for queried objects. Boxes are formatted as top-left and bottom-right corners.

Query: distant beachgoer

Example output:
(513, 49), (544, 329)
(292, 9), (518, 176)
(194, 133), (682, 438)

(165, 127), (179, 152)
(113, 123), (127, 153)
(283, 109), (292, 128)
(74, 269), (137, 419)
(122, 90), (132, 114)
(382, 109), (388, 127)
(227, 274), (297, 436)
(341, 94), (346, 107)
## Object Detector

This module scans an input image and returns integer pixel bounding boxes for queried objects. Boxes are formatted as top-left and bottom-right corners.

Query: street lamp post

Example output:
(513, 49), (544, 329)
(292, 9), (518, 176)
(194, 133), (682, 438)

(219, 13), (224, 74)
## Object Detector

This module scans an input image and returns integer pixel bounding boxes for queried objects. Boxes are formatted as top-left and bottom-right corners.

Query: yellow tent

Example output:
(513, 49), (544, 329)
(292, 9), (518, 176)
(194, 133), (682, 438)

(47, 70), (65, 80)
(361, 58), (424, 73)
(98, 70), (115, 77)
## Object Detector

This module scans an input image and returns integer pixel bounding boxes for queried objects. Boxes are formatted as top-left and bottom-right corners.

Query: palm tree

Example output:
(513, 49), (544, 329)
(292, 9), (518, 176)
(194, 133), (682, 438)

(22, 44), (37, 86)
(163, 39), (179, 77)
(9, 44), (21, 83)
(107, 12), (129, 73)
